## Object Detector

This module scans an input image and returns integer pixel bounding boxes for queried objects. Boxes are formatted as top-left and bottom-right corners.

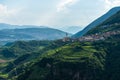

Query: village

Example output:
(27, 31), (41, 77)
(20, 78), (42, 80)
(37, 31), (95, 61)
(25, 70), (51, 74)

(62, 22), (120, 42)
(62, 30), (120, 42)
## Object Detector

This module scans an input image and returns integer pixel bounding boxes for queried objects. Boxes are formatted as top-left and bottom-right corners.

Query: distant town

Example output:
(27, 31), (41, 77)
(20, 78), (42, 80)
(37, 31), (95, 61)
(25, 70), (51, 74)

(63, 30), (120, 42)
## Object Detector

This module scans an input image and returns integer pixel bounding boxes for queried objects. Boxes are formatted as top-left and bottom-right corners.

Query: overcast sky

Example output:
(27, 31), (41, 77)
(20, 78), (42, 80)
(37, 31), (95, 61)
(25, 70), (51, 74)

(0, 0), (120, 28)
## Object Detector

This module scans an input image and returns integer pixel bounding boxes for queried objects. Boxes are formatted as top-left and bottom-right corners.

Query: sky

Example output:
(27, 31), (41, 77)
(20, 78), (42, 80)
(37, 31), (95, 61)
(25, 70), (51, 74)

(0, 0), (120, 29)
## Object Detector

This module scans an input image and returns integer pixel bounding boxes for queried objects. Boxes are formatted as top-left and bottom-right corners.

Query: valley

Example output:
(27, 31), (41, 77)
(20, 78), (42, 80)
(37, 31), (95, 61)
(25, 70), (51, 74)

(0, 5), (120, 80)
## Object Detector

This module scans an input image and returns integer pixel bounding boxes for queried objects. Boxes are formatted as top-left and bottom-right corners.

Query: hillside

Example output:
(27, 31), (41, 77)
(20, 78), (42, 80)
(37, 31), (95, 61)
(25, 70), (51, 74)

(0, 40), (71, 79)
(0, 40), (53, 59)
(0, 33), (120, 80)
(86, 10), (120, 35)
(72, 6), (120, 38)
(17, 34), (120, 80)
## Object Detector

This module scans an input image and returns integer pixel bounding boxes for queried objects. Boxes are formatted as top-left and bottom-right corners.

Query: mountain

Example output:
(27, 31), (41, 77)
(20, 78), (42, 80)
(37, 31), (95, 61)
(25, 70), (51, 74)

(59, 26), (82, 34)
(72, 6), (120, 38)
(0, 28), (68, 40)
(0, 27), (70, 45)
(85, 10), (120, 35)
(0, 23), (14, 29)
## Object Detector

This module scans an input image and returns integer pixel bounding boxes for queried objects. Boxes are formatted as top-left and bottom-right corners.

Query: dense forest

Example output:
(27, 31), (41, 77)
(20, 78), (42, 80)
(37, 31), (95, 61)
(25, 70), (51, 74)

(0, 33), (120, 80)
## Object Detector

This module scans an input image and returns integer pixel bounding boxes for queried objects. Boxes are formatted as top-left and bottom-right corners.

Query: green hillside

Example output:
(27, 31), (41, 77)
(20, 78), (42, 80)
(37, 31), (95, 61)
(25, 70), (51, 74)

(0, 40), (70, 79)
(17, 34), (120, 80)
(0, 33), (120, 80)
(86, 11), (120, 35)
(72, 7), (120, 38)
(0, 40), (52, 59)
(17, 42), (105, 80)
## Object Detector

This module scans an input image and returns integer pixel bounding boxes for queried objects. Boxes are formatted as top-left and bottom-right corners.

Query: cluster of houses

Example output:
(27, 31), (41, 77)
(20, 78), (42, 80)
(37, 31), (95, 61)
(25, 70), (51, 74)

(78, 30), (120, 41)
(62, 30), (120, 42)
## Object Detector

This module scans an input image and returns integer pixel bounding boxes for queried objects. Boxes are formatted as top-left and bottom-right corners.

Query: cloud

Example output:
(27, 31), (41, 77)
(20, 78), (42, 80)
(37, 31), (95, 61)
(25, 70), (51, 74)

(57, 0), (78, 12)
(0, 4), (8, 17)
(104, 0), (120, 9)
(0, 4), (22, 24)
(0, 4), (18, 18)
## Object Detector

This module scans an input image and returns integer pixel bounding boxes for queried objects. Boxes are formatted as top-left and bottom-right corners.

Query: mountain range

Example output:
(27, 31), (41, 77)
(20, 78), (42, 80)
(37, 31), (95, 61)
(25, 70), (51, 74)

(0, 6), (120, 80)
(0, 23), (48, 30)
(0, 24), (71, 45)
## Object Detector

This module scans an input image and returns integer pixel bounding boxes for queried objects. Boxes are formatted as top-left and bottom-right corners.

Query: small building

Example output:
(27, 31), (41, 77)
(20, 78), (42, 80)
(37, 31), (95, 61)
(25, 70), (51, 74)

(62, 33), (71, 42)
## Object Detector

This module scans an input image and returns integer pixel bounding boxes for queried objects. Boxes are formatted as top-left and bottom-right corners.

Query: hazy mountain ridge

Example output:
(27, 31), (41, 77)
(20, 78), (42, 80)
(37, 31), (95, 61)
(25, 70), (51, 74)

(0, 23), (47, 30)
(0, 27), (70, 45)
